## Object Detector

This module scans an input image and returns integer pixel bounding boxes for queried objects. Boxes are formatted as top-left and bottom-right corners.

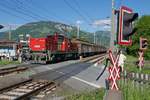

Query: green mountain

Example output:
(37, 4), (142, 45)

(95, 31), (110, 47)
(0, 21), (110, 47)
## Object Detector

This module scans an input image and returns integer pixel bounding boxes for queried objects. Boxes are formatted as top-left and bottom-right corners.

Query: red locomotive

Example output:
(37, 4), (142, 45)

(29, 32), (106, 63)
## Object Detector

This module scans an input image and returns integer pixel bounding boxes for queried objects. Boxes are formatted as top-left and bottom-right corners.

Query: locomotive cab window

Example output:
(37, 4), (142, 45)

(58, 35), (64, 50)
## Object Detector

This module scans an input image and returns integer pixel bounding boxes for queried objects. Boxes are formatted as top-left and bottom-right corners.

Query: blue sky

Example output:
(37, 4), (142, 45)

(0, 0), (149, 32)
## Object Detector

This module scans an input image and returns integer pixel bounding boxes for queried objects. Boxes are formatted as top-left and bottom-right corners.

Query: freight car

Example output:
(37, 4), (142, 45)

(71, 38), (106, 57)
(29, 32), (106, 64)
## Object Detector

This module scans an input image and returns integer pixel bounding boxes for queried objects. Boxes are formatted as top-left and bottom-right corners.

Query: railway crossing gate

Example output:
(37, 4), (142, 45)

(138, 51), (144, 71)
(108, 50), (120, 90)
(108, 5), (138, 90)
(96, 50), (121, 90)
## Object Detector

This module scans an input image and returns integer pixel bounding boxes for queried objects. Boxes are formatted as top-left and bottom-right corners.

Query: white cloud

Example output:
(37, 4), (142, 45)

(91, 19), (111, 31)
(102, 25), (111, 31)
(76, 20), (83, 24)
(92, 19), (111, 27)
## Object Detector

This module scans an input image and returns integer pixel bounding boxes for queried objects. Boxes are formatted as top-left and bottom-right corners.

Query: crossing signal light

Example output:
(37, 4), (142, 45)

(140, 38), (148, 50)
(118, 6), (138, 45)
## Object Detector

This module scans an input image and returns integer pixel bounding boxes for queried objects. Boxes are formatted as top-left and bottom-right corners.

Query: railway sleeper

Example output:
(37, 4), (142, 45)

(0, 67), (28, 76)
(0, 95), (16, 100)
(13, 88), (33, 93)
(3, 91), (26, 96)
(0, 79), (57, 100)
(0, 79), (33, 94)
(31, 85), (57, 99)
(14, 81), (56, 100)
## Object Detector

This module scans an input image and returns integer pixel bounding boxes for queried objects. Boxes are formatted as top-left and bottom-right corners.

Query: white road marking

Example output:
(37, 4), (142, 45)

(71, 76), (101, 88)
(34, 62), (103, 89)
(53, 70), (101, 88)
(46, 67), (53, 70)
(55, 70), (65, 74)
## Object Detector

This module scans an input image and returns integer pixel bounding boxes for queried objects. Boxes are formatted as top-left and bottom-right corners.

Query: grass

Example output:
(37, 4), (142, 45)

(65, 89), (105, 100)
(124, 55), (150, 74)
(0, 60), (20, 66)
(119, 79), (150, 100)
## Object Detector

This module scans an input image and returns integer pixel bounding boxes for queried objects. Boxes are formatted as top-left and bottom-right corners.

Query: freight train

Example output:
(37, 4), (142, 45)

(29, 32), (106, 64)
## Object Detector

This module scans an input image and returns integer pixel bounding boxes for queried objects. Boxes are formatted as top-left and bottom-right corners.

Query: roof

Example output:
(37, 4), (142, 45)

(0, 40), (17, 47)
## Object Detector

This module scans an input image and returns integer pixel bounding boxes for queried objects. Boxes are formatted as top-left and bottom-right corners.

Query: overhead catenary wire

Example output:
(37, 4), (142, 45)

(25, 0), (57, 20)
(0, 7), (30, 21)
(0, 0), (50, 21)
(8, 0), (43, 20)
(63, 0), (91, 24)
(0, 0), (39, 21)
(73, 0), (94, 23)
(26, 0), (73, 24)
(13, 0), (74, 25)
(13, 0), (49, 20)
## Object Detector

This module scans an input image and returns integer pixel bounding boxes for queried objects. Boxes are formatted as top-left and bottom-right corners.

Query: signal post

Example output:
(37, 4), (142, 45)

(103, 5), (139, 100)
(108, 6), (138, 91)
(138, 37), (148, 71)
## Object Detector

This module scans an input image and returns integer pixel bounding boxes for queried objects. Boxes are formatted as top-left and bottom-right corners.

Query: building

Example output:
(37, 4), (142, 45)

(0, 40), (18, 60)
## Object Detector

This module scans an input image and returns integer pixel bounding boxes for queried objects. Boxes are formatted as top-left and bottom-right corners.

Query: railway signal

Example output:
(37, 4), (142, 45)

(117, 6), (138, 45)
(140, 37), (148, 50)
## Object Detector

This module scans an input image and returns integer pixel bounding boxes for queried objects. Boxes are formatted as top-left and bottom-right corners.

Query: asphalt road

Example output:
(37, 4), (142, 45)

(30, 59), (109, 91)
(0, 56), (109, 100)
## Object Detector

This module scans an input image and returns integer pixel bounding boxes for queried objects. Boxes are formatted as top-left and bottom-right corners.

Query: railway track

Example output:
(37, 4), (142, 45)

(0, 53), (106, 77)
(0, 67), (28, 77)
(88, 54), (106, 63)
(0, 79), (57, 100)
(0, 53), (107, 99)
(81, 53), (106, 62)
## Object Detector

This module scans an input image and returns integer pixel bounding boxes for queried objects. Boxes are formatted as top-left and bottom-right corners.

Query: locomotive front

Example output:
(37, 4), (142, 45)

(29, 37), (51, 64)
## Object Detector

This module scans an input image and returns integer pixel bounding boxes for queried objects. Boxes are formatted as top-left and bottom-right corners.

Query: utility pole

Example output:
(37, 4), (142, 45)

(100, 38), (101, 46)
(94, 32), (96, 44)
(8, 25), (12, 61)
(76, 20), (81, 39)
(8, 25), (12, 40)
(77, 24), (79, 39)
(110, 0), (115, 51)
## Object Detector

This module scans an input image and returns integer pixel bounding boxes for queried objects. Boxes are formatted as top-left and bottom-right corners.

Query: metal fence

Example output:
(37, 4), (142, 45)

(122, 70), (149, 83)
